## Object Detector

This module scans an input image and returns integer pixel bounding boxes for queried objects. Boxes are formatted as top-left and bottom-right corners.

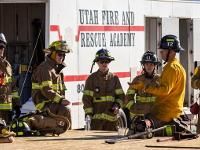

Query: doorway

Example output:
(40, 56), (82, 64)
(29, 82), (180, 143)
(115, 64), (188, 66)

(0, 3), (46, 104)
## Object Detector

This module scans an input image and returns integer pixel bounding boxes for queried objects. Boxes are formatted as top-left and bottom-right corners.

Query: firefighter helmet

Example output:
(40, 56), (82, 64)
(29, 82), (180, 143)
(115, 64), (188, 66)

(93, 48), (114, 62)
(48, 40), (71, 53)
(159, 34), (184, 52)
(140, 51), (160, 65)
(0, 33), (7, 48)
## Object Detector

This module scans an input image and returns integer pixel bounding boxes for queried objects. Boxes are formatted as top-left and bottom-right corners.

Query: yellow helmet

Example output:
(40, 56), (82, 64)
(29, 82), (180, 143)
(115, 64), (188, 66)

(48, 40), (71, 53)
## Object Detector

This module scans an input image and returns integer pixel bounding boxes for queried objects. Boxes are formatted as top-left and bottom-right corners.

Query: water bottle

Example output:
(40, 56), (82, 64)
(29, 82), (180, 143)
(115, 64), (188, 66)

(85, 115), (91, 130)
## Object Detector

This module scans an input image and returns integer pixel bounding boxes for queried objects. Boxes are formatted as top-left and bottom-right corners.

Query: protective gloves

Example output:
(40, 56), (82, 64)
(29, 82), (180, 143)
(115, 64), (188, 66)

(61, 99), (71, 106)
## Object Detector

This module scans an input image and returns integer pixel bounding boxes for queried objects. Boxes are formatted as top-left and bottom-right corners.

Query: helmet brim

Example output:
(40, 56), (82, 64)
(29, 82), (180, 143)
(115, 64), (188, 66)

(140, 60), (161, 65)
(94, 56), (114, 62)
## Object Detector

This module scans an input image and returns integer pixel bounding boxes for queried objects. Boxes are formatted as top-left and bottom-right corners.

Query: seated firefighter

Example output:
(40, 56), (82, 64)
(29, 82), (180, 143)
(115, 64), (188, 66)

(82, 49), (125, 131)
(29, 40), (71, 135)
(124, 51), (160, 132)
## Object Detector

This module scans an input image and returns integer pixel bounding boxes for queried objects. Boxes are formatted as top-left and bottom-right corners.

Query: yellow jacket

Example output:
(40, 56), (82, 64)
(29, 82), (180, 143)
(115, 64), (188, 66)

(191, 66), (200, 89)
(145, 58), (186, 122)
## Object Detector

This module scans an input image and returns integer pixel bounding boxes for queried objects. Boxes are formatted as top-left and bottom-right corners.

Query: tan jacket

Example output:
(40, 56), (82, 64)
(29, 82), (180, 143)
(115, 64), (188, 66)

(32, 56), (66, 110)
(125, 73), (160, 119)
(0, 57), (12, 110)
(82, 70), (125, 122)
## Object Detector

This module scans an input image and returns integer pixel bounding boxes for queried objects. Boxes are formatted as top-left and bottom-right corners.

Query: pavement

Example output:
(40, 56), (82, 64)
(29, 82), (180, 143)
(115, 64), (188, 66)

(1, 130), (200, 150)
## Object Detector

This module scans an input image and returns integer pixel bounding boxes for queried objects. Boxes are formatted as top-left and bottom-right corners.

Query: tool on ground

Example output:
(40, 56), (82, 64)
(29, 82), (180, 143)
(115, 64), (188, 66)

(105, 125), (167, 144)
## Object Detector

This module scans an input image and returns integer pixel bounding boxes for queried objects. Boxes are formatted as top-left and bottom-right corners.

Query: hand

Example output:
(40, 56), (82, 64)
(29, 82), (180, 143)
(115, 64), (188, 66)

(144, 119), (152, 128)
(61, 99), (71, 106)
(112, 103), (120, 114)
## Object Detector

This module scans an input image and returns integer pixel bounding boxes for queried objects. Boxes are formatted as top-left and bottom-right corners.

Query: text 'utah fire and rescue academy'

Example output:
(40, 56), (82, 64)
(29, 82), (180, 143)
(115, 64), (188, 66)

(80, 32), (135, 47)
(78, 9), (136, 47)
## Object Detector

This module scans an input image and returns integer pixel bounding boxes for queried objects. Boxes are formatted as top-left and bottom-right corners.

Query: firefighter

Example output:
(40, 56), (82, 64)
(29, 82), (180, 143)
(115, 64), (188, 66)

(132, 35), (186, 131)
(31, 40), (71, 129)
(82, 48), (125, 131)
(124, 51), (160, 130)
(191, 65), (200, 90)
(191, 64), (200, 133)
(0, 33), (21, 123)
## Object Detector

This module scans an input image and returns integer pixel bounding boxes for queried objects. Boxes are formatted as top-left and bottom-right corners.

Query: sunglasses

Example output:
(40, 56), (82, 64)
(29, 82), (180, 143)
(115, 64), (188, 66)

(0, 45), (5, 49)
(99, 60), (111, 64)
(57, 53), (65, 57)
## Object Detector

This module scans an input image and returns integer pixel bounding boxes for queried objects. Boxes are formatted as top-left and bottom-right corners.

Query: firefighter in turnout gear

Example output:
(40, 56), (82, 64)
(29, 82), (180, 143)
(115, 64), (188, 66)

(0, 33), (21, 123)
(125, 51), (160, 129)
(132, 35), (186, 131)
(191, 66), (200, 90)
(31, 40), (71, 131)
(82, 49), (125, 131)
(191, 65), (200, 133)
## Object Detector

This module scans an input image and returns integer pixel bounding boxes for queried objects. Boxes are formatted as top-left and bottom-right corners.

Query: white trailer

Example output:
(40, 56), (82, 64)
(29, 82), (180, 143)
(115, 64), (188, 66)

(0, 0), (200, 129)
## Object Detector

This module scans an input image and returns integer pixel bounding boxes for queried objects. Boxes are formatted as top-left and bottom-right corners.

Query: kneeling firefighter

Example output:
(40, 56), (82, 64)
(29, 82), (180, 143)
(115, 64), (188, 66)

(11, 40), (72, 136)
(124, 51), (160, 135)
(32, 40), (71, 132)
(130, 35), (197, 138)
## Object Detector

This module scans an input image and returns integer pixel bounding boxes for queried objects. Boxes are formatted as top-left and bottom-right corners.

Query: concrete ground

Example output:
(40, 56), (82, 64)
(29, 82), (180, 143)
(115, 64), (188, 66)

(1, 130), (200, 150)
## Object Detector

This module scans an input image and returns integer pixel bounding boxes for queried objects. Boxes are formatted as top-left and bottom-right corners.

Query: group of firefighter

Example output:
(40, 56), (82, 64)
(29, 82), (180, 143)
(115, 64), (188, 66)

(0, 32), (200, 143)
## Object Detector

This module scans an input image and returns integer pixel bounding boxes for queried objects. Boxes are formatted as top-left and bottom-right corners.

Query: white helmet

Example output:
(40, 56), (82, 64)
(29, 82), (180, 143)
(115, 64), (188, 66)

(0, 33), (7, 48)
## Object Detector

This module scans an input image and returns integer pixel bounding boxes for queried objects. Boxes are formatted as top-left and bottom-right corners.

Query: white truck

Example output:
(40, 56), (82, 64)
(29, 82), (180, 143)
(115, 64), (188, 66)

(0, 0), (200, 129)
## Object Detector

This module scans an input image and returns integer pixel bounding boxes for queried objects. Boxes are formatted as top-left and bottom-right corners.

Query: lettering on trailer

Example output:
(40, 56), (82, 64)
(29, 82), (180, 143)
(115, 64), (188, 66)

(76, 9), (144, 47)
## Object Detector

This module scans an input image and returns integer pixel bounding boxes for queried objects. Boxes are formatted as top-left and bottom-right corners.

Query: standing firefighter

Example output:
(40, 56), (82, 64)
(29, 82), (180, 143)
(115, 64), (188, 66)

(133, 35), (186, 133)
(82, 49), (125, 131)
(0, 33), (21, 123)
(191, 65), (200, 89)
(125, 51), (160, 130)
(31, 40), (71, 130)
